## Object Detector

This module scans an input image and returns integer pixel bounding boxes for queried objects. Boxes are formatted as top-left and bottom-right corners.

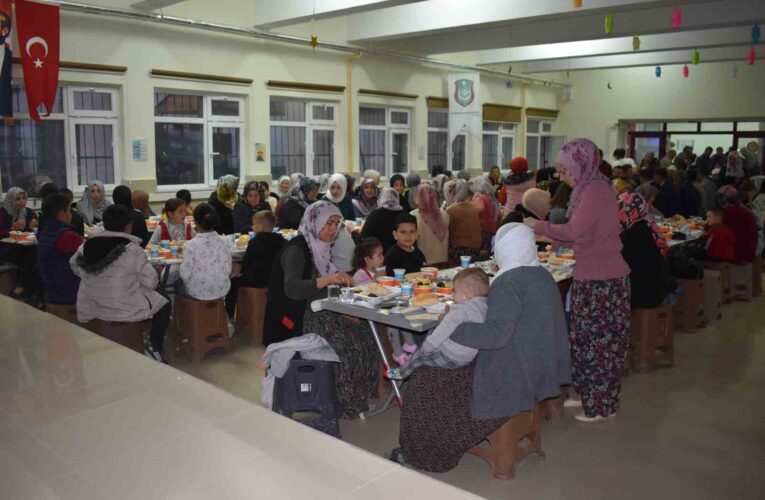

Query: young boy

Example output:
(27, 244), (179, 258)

(240, 210), (285, 288)
(703, 208), (736, 262)
(37, 193), (84, 305)
(384, 213), (425, 276)
(388, 267), (489, 379)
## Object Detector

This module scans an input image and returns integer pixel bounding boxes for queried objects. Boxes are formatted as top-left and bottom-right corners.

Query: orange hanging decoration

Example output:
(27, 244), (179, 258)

(573, 0), (582, 7)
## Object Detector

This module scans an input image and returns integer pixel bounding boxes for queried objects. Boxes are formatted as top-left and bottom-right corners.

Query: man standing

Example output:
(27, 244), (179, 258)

(694, 147), (714, 176)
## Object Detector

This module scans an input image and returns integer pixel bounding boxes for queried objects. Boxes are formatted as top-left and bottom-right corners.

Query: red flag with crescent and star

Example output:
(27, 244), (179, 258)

(15, 0), (60, 122)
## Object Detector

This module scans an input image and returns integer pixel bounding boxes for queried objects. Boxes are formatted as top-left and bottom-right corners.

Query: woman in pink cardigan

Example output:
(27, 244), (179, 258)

(524, 138), (630, 423)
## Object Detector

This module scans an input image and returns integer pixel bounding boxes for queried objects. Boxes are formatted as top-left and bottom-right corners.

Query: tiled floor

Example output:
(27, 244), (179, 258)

(173, 293), (765, 500)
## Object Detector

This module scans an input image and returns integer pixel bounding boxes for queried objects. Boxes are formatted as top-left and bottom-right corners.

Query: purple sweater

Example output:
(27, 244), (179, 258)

(535, 182), (629, 281)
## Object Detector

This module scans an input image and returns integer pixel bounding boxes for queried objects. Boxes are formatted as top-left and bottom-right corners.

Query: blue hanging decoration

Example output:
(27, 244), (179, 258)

(505, 80), (513, 89)
(655, 66), (661, 77)
(753, 24), (761, 44)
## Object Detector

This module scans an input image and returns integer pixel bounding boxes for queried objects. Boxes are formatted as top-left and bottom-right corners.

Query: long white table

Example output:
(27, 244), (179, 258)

(0, 295), (478, 499)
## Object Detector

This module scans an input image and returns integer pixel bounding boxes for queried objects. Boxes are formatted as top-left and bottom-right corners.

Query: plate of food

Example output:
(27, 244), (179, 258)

(425, 301), (449, 314)
(352, 282), (400, 304)
(411, 292), (443, 308)
(548, 257), (576, 267)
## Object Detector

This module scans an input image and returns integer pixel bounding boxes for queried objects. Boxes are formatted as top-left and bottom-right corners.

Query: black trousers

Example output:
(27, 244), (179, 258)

(150, 294), (172, 351)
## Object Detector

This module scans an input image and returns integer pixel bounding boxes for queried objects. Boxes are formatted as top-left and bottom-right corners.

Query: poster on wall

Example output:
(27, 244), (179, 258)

(255, 143), (266, 162)
(448, 72), (481, 146)
(0, 0), (12, 118)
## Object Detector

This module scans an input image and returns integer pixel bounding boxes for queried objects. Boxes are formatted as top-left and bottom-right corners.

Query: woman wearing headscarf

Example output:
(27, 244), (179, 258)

(266, 201), (378, 417)
(617, 192), (672, 310)
(488, 165), (502, 197)
(112, 186), (150, 247)
(316, 173), (331, 198)
(410, 184), (449, 266)
(444, 179), (482, 266)
(322, 173), (355, 221)
(394, 223), (570, 471)
(352, 178), (379, 219)
(131, 190), (155, 219)
(1, 187), (39, 299)
(360, 187), (403, 253)
(276, 175), (292, 199)
(404, 173), (421, 213)
(471, 176), (501, 252)
(77, 180), (112, 225)
(362, 169), (381, 187)
(279, 177), (318, 230)
(722, 152), (746, 185)
(526, 138), (630, 423)
(431, 174), (447, 207)
(259, 181), (278, 210)
(208, 175), (239, 235)
(718, 186), (759, 263)
(233, 182), (271, 234)
(635, 183), (663, 221)
(520, 188), (551, 220)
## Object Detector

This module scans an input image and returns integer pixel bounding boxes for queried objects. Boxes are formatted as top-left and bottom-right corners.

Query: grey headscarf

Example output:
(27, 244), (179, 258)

(77, 180), (112, 224)
(2, 187), (28, 221)
(378, 187), (403, 211)
(406, 173), (421, 209)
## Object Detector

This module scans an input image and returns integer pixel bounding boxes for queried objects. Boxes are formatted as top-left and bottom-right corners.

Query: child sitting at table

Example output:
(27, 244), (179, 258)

(179, 204), (233, 321)
(703, 208), (736, 262)
(352, 237), (384, 285)
(176, 189), (194, 216)
(238, 210), (284, 289)
(37, 193), (84, 305)
(149, 198), (195, 245)
(388, 267), (489, 380)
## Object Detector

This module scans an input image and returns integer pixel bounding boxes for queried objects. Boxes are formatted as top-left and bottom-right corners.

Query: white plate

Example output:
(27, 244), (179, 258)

(352, 284), (400, 305)
(425, 302), (447, 314)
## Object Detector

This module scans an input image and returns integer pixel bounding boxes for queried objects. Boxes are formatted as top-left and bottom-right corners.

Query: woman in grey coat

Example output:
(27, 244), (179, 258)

(396, 222), (571, 471)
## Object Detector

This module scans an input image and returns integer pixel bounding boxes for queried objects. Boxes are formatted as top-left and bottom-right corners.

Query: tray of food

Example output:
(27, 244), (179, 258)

(351, 282), (401, 304)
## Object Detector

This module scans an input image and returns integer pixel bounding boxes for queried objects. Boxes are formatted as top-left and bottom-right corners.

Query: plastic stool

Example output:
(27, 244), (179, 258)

(703, 262), (732, 303)
(45, 303), (81, 326)
(172, 295), (232, 363)
(235, 287), (268, 344)
(753, 257), (763, 297)
(730, 262), (753, 301)
(466, 402), (545, 479)
(673, 278), (705, 332)
(86, 319), (150, 353)
(542, 393), (564, 421)
(630, 304), (673, 373)
(0, 262), (18, 296)
(272, 358), (340, 437)
(703, 270), (722, 324)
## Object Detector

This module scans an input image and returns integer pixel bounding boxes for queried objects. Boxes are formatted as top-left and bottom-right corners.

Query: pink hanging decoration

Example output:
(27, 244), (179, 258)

(748, 45), (756, 65)
(671, 7), (682, 29)
(682, 64), (689, 78)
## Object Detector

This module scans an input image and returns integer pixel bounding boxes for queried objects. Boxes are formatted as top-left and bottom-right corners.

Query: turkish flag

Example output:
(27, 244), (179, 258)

(15, 0), (60, 121)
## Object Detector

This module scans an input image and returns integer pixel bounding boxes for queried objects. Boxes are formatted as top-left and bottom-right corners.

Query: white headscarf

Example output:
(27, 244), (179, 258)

(277, 175), (292, 196)
(378, 187), (403, 211)
(2, 187), (28, 220)
(325, 173), (347, 203)
(493, 223), (540, 278)
(77, 180), (112, 224)
(298, 200), (343, 277)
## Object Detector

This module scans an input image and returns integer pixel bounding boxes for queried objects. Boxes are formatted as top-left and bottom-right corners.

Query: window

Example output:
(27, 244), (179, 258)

(482, 121), (516, 172)
(269, 99), (337, 179)
(0, 85), (120, 197)
(525, 118), (558, 169)
(426, 108), (465, 173)
(360, 106), (411, 177)
(154, 92), (244, 188)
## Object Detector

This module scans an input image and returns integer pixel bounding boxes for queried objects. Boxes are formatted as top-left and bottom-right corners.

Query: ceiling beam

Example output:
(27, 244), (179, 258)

(131, 0), (187, 11)
(467, 26), (753, 65)
(351, 0), (764, 55)
(509, 45), (750, 73)
(253, 0), (424, 29)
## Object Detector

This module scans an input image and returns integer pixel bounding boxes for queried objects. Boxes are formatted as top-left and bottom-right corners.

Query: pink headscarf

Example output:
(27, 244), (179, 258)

(298, 200), (342, 277)
(414, 184), (447, 241)
(557, 138), (612, 218)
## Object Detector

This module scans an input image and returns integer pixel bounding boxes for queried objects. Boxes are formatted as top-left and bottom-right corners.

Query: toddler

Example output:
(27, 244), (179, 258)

(388, 267), (489, 379)
(150, 198), (195, 245)
(352, 237), (385, 285)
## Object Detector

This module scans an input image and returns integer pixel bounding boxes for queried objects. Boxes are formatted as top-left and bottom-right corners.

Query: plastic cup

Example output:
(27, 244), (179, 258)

(170, 245), (179, 258)
(227, 234), (236, 246)
(393, 268), (405, 282)
(355, 217), (363, 225)
(149, 247), (159, 258)
(340, 287), (354, 303)
(160, 240), (170, 249)
(421, 267), (438, 280)
(248, 231), (255, 239)
(460, 256), (472, 268)
(400, 281), (413, 298)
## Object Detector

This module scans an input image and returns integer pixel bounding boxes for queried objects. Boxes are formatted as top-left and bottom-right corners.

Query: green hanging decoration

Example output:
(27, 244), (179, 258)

(693, 49), (700, 65)
(605, 13), (614, 35)
(633, 35), (641, 51)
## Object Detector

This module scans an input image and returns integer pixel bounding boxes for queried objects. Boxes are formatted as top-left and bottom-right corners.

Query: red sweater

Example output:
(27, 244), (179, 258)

(704, 223), (735, 262)
(723, 205), (758, 263)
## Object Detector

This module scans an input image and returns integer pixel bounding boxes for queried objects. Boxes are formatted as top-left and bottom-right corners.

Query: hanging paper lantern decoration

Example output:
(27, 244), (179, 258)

(505, 80), (513, 89)
(655, 66), (661, 77)
(605, 13), (613, 35)
(693, 49), (700, 65)
(683, 64), (689, 78)
(671, 7), (682, 29)
(731, 62), (738, 79)
(753, 24), (761, 44)
(748, 45), (756, 65)
(573, 0), (582, 7)
(633, 36), (641, 51)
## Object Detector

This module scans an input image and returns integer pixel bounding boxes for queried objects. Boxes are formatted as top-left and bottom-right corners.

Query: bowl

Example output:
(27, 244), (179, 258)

(376, 277), (398, 287)
(413, 285), (433, 296)
(435, 286), (454, 295)
(420, 267), (438, 280)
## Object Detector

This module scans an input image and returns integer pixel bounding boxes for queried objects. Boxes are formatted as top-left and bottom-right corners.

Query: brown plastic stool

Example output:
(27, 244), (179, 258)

(466, 402), (545, 480)
(703, 270), (722, 324)
(172, 294), (231, 363)
(630, 304), (673, 373)
(86, 319), (150, 353)
(703, 262), (732, 303)
(235, 287), (268, 344)
(542, 393), (564, 421)
(730, 262), (753, 301)
(753, 256), (763, 297)
(673, 278), (705, 332)
(44, 303), (81, 326)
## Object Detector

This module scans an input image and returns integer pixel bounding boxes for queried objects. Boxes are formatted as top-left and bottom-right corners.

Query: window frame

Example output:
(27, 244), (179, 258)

(427, 107), (467, 172)
(482, 120), (517, 172)
(358, 105), (414, 178)
(525, 118), (555, 170)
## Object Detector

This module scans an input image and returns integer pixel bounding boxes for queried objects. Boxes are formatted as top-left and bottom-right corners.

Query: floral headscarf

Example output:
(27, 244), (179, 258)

(2, 187), (28, 220)
(444, 179), (469, 205)
(352, 178), (379, 216)
(414, 184), (447, 241)
(216, 175), (240, 209)
(77, 180), (112, 224)
(618, 192), (668, 257)
(289, 177), (318, 209)
(298, 200), (342, 277)
(378, 187), (403, 211)
(316, 173), (331, 195)
(471, 176), (500, 222)
(556, 138), (612, 218)
(325, 173), (347, 203)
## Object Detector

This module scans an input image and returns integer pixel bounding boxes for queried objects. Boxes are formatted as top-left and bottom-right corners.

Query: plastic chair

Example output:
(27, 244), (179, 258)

(703, 270), (722, 324)
(86, 318), (150, 353)
(673, 279), (705, 332)
(272, 357), (340, 437)
(703, 262), (732, 303)
(172, 294), (231, 363)
(630, 304), (673, 373)
(730, 262), (753, 302)
(235, 287), (268, 344)
(44, 303), (81, 326)
(753, 256), (763, 298)
(466, 402), (545, 480)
